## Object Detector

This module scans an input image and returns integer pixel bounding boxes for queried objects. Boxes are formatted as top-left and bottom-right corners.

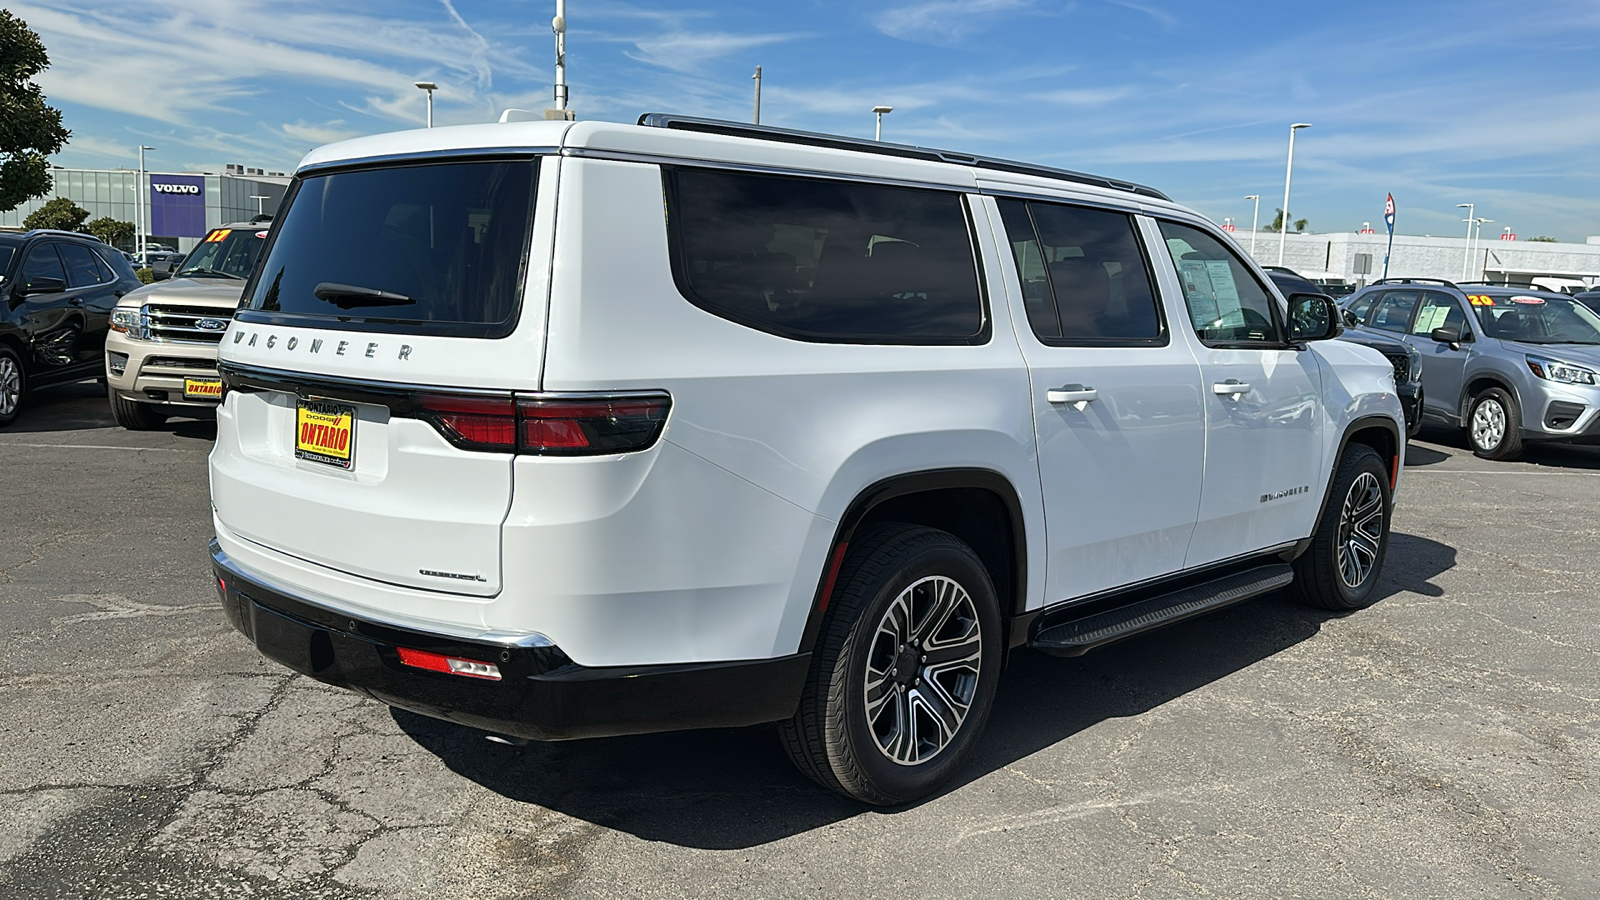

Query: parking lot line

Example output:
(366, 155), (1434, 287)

(0, 442), (205, 453)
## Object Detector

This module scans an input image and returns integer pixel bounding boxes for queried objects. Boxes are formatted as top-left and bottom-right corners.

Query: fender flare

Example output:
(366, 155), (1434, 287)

(1295, 414), (1403, 561)
(1457, 374), (1520, 425)
(796, 467), (1028, 654)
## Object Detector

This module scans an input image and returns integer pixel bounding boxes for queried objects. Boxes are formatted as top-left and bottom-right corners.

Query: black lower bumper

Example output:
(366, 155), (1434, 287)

(1397, 382), (1423, 435)
(211, 542), (809, 741)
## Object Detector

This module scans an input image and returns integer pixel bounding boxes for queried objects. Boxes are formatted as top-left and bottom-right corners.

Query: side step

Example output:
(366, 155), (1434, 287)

(1030, 564), (1294, 657)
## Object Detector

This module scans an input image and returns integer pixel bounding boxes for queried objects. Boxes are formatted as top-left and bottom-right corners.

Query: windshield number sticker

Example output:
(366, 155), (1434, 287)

(1468, 294), (1495, 306)
(206, 229), (231, 243)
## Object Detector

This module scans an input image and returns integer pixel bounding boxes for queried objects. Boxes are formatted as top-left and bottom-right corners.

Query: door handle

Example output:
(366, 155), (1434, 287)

(1212, 380), (1252, 396)
(1047, 384), (1098, 404)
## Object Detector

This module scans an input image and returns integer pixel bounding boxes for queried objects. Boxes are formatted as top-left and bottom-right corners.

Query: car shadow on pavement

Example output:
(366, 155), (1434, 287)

(5, 379), (216, 441)
(397, 531), (1457, 850)
(1412, 425), (1600, 471)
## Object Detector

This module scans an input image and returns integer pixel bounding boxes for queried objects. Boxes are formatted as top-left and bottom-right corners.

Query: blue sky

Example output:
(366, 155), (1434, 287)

(18, 0), (1600, 241)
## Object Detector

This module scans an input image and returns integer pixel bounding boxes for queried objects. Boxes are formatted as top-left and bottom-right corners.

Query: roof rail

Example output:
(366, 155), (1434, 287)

(1370, 277), (1459, 289)
(26, 228), (102, 241)
(636, 113), (1171, 201)
(1458, 280), (1540, 289)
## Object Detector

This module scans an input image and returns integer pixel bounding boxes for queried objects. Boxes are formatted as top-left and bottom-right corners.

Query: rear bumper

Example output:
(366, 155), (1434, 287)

(1397, 381), (1423, 434)
(211, 541), (808, 740)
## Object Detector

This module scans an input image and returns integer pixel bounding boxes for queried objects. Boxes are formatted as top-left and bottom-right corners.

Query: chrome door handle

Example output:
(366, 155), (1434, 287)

(1047, 384), (1098, 404)
(1212, 380), (1251, 395)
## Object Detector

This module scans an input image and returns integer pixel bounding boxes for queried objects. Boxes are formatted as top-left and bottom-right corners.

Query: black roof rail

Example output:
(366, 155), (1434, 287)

(25, 228), (102, 242)
(1458, 280), (1541, 290)
(636, 113), (1171, 201)
(1370, 277), (1459, 289)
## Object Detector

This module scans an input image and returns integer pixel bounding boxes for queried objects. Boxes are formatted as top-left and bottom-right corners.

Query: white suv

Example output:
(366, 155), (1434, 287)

(208, 115), (1405, 805)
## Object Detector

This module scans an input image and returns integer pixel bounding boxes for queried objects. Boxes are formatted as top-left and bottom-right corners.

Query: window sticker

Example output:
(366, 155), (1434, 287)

(1415, 305), (1452, 332)
(1510, 295), (1546, 305)
(1468, 294), (1495, 306)
(206, 229), (231, 243)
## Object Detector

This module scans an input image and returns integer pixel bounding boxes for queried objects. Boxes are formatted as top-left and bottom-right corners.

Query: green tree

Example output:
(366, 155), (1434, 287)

(1262, 209), (1309, 233)
(1526, 236), (1558, 243)
(1293, 218), (1308, 233)
(22, 196), (89, 231)
(86, 216), (135, 248)
(0, 11), (70, 212)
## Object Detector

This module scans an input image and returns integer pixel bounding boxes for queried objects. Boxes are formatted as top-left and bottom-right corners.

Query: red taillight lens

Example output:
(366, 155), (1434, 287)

(396, 646), (502, 681)
(418, 395), (517, 450)
(516, 396), (671, 455)
(416, 392), (670, 456)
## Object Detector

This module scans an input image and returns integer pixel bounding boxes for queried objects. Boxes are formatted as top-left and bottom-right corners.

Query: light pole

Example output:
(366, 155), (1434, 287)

(1472, 218), (1493, 281)
(1277, 123), (1311, 266)
(249, 195), (270, 217)
(552, 0), (569, 116)
(136, 145), (154, 257)
(1245, 194), (1260, 256)
(414, 82), (437, 127)
(1456, 203), (1475, 280)
(873, 105), (892, 141)
(752, 66), (762, 124)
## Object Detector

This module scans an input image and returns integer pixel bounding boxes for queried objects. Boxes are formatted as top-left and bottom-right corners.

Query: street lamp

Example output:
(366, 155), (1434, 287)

(1456, 203), (1475, 279)
(873, 105), (893, 141)
(752, 66), (762, 124)
(249, 194), (270, 216)
(1277, 123), (1311, 266)
(1472, 218), (1493, 280)
(414, 81), (437, 127)
(136, 145), (154, 257)
(1244, 194), (1261, 256)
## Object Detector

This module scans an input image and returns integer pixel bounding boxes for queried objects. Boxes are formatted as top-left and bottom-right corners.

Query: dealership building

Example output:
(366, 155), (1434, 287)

(0, 165), (291, 253)
(1236, 229), (1600, 290)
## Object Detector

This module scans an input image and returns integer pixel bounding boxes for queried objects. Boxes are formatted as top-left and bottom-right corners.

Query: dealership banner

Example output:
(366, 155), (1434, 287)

(150, 174), (207, 238)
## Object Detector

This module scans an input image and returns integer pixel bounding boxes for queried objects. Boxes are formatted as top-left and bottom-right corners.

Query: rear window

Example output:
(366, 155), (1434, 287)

(178, 226), (269, 281)
(240, 159), (538, 338)
(664, 167), (987, 344)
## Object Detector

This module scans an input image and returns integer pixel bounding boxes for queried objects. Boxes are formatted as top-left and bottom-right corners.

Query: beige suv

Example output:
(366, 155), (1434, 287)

(106, 223), (266, 428)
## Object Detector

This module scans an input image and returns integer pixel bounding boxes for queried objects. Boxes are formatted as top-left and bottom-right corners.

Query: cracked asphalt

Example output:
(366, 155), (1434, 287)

(2, 380), (1597, 898)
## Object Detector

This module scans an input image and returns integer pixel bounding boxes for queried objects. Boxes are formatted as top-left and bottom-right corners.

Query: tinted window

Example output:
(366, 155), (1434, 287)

(1369, 290), (1420, 333)
(997, 199), (1163, 345)
(665, 167), (985, 344)
(1346, 290), (1378, 323)
(1158, 221), (1281, 344)
(58, 243), (108, 288)
(1472, 293), (1600, 345)
(242, 160), (537, 338)
(21, 244), (67, 291)
(1409, 291), (1467, 337)
(0, 244), (17, 282)
(93, 246), (138, 282)
(179, 226), (269, 280)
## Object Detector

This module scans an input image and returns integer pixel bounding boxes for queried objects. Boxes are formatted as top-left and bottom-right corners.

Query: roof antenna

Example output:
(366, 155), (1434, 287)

(545, 1), (574, 121)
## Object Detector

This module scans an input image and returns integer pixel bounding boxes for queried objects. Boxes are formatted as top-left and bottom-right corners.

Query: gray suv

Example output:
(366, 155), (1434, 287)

(1341, 278), (1600, 459)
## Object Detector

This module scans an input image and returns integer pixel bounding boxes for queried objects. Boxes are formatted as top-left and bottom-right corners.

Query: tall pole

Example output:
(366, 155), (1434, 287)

(136, 145), (153, 257)
(414, 82), (437, 127)
(553, 0), (568, 113)
(250, 195), (270, 216)
(1245, 194), (1260, 257)
(1456, 203), (1474, 280)
(752, 66), (762, 124)
(873, 105), (892, 141)
(1278, 123), (1311, 266)
(1473, 218), (1493, 281)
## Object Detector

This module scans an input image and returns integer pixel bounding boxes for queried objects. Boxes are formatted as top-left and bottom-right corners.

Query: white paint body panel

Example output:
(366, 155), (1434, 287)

(207, 119), (1405, 671)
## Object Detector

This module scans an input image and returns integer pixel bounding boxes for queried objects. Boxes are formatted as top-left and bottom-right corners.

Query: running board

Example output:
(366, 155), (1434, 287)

(1030, 564), (1294, 657)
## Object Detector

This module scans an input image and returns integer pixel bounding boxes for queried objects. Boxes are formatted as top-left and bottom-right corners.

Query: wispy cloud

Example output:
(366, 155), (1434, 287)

(874, 0), (1034, 44)
(623, 32), (801, 74)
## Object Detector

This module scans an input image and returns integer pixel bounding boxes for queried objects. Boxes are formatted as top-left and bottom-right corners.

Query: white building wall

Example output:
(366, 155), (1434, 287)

(1231, 230), (1600, 289)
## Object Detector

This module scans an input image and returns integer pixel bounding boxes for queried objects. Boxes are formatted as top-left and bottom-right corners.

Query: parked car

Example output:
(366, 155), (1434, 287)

(1340, 278), (1600, 459)
(0, 229), (142, 427)
(209, 114), (1405, 805)
(1574, 289), (1600, 316)
(106, 223), (269, 429)
(1268, 270), (1422, 435)
(138, 249), (185, 280)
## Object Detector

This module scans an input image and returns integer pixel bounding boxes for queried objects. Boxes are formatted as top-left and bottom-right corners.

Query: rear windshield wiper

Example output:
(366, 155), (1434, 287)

(313, 282), (414, 308)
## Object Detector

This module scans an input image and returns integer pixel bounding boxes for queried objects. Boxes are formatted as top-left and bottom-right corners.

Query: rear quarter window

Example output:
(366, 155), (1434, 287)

(239, 158), (538, 338)
(663, 167), (988, 344)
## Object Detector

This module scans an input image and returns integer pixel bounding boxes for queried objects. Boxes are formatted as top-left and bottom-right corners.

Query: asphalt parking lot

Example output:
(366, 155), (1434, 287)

(2, 380), (1597, 899)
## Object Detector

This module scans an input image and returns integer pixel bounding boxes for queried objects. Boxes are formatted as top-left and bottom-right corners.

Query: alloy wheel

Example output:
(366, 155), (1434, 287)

(1471, 398), (1506, 451)
(863, 575), (982, 766)
(0, 357), (20, 417)
(1336, 471), (1384, 588)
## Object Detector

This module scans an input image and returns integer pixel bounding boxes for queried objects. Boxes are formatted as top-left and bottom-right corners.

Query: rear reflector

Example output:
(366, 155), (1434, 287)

(396, 647), (503, 681)
(416, 391), (671, 456)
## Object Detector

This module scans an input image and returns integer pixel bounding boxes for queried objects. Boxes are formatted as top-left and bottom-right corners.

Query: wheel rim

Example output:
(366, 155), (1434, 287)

(1471, 398), (1505, 450)
(0, 357), (19, 417)
(863, 575), (982, 767)
(1336, 471), (1385, 588)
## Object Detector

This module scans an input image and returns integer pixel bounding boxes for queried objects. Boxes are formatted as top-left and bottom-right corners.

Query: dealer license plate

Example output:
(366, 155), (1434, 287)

(183, 377), (223, 401)
(295, 399), (355, 469)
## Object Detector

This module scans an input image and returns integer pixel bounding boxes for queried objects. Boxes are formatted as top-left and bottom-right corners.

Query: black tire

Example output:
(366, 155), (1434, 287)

(1293, 445), (1392, 611)
(108, 386), (166, 430)
(1466, 387), (1523, 461)
(780, 524), (1003, 806)
(0, 344), (25, 428)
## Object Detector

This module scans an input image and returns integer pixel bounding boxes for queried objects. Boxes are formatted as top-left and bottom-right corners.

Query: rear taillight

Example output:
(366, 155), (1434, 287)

(396, 647), (502, 681)
(417, 392), (670, 456)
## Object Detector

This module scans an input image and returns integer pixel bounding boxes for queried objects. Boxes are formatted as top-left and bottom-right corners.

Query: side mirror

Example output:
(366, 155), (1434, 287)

(1341, 308), (1361, 328)
(18, 276), (67, 296)
(1288, 292), (1342, 342)
(1430, 327), (1460, 344)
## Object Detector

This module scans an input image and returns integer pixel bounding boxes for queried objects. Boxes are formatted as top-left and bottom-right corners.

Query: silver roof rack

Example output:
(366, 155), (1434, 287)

(636, 113), (1171, 201)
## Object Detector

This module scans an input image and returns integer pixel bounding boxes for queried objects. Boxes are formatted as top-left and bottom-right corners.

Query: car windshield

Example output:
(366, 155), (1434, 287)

(1471, 293), (1600, 344)
(177, 228), (267, 279)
